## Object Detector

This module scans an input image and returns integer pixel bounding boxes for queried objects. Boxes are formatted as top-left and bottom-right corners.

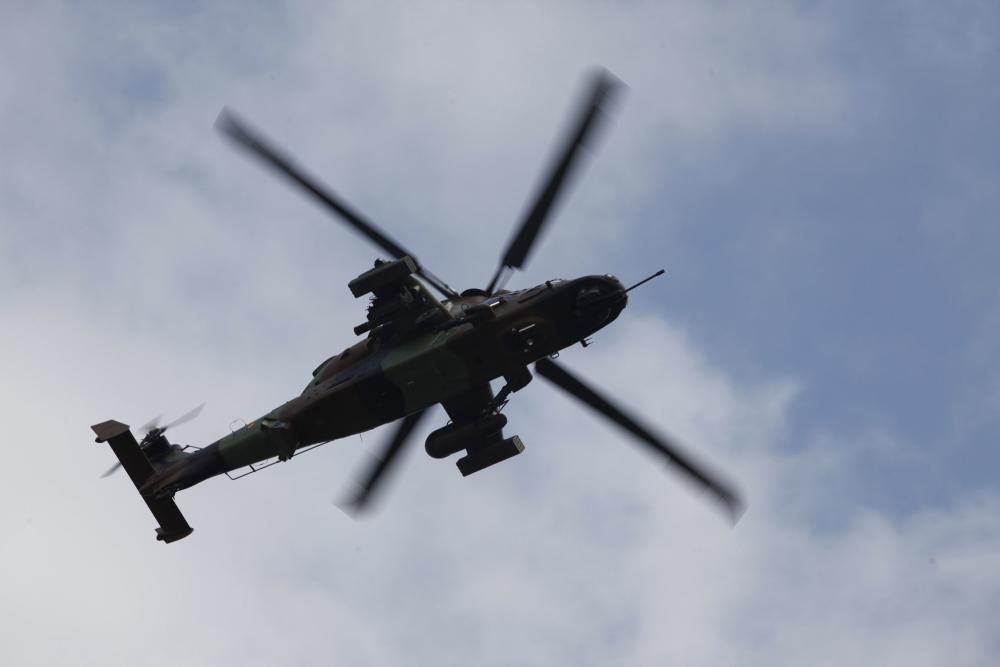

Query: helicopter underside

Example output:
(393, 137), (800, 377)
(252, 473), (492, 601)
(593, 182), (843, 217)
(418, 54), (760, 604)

(91, 68), (744, 545)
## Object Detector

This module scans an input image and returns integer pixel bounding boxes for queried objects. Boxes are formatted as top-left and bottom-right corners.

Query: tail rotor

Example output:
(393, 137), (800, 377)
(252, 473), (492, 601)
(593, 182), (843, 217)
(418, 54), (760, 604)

(101, 404), (204, 478)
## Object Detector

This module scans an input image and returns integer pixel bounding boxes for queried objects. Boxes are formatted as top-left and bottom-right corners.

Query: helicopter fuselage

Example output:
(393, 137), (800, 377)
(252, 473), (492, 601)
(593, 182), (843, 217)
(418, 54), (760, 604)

(145, 274), (627, 496)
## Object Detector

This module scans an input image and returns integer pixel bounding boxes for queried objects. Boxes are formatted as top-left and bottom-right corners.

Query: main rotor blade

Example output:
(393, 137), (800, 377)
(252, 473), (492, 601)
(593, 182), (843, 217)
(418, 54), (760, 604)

(101, 462), (122, 478)
(341, 409), (430, 515)
(487, 70), (623, 294)
(535, 357), (745, 521)
(216, 109), (457, 299)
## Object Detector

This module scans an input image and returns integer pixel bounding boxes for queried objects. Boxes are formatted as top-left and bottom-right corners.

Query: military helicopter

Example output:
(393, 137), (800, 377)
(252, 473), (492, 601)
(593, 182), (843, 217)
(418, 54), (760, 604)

(91, 70), (743, 543)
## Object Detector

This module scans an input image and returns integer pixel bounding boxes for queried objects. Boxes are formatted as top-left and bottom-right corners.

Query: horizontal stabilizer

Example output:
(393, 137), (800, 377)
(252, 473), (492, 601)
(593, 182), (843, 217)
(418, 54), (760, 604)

(91, 420), (193, 543)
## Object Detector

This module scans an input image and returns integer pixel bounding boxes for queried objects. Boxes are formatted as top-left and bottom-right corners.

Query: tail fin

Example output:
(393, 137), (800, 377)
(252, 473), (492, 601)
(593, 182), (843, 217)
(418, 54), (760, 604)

(91, 420), (194, 543)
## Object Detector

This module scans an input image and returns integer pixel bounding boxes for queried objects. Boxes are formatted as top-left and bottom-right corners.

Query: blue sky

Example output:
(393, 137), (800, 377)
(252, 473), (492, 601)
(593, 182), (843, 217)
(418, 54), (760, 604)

(634, 6), (1000, 514)
(2, 2), (998, 665)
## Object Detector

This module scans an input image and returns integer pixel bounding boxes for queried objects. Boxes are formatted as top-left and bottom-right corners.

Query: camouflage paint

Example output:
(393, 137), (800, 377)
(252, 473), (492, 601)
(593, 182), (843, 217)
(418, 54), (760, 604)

(136, 275), (627, 499)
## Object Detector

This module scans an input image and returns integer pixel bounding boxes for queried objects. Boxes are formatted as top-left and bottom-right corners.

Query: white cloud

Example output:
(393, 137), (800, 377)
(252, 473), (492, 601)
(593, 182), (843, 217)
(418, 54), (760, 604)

(4, 302), (999, 666)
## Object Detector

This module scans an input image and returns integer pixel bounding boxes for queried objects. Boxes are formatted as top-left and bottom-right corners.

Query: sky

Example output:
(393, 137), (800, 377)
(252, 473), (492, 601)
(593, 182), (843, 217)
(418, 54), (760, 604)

(2, 1), (999, 665)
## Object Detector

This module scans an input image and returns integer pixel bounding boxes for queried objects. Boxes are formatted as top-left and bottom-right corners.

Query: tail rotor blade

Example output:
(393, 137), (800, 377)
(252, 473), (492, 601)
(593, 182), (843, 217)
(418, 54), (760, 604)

(341, 409), (430, 515)
(487, 69), (624, 294)
(535, 357), (745, 521)
(139, 415), (161, 434)
(163, 403), (205, 431)
(101, 462), (122, 478)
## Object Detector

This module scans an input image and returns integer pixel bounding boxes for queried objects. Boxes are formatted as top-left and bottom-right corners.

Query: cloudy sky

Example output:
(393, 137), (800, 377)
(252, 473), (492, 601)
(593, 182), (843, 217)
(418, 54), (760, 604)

(2, 1), (999, 665)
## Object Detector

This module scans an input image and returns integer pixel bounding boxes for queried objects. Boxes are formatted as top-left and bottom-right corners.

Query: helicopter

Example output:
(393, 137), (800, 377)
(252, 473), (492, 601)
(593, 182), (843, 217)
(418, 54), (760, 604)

(91, 69), (743, 543)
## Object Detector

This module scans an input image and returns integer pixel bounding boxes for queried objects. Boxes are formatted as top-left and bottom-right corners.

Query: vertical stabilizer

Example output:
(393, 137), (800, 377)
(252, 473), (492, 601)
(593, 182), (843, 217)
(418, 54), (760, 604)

(91, 420), (194, 543)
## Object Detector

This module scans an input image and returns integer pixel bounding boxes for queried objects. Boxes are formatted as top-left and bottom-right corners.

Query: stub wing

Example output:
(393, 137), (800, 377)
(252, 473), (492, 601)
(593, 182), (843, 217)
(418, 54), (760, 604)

(91, 420), (193, 543)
